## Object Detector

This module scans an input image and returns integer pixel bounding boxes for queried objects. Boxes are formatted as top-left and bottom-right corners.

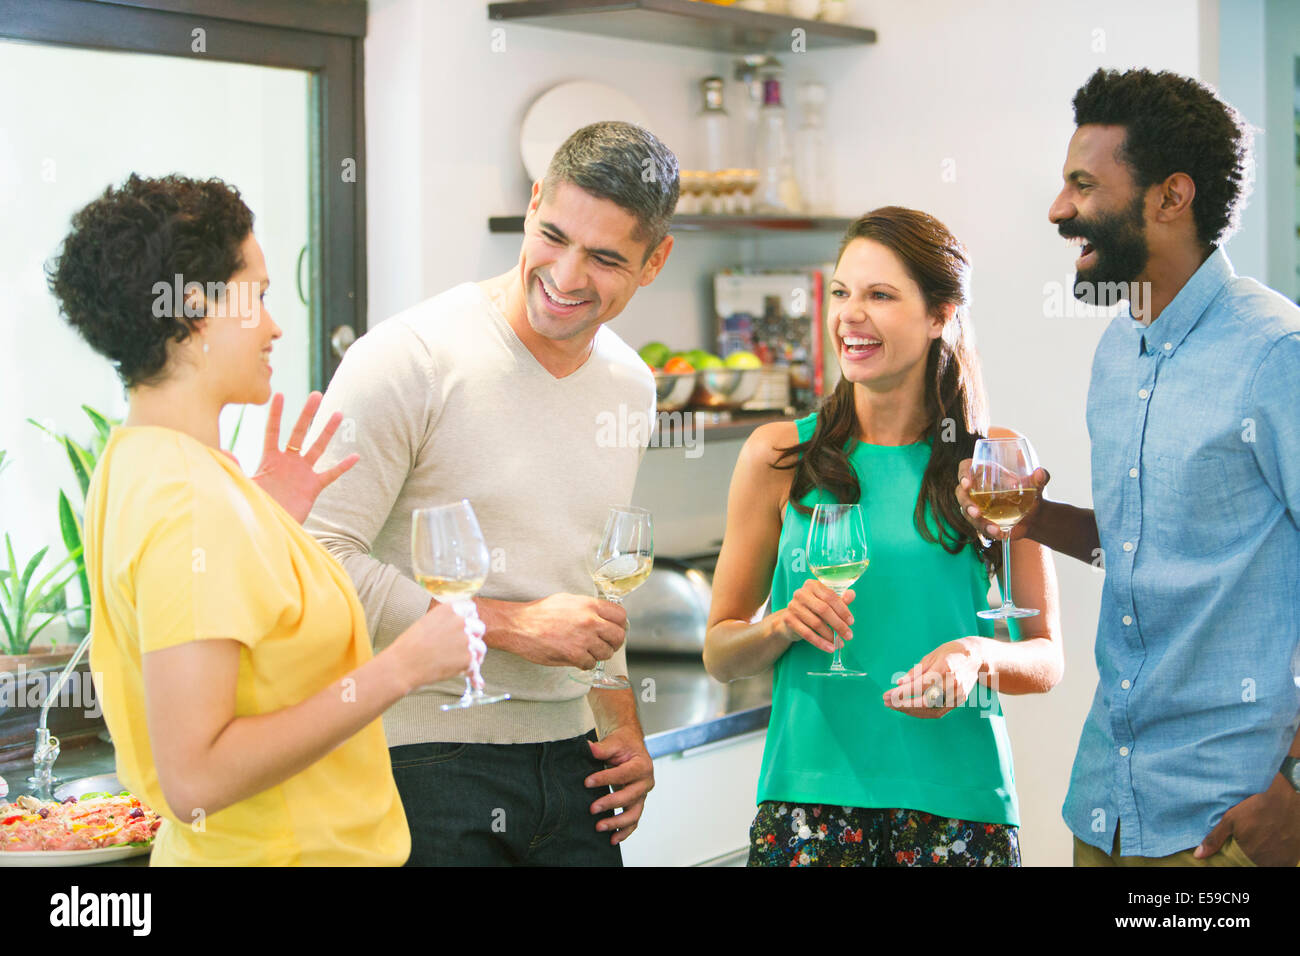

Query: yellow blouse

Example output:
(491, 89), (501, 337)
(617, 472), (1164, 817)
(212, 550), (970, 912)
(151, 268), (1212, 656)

(85, 426), (409, 866)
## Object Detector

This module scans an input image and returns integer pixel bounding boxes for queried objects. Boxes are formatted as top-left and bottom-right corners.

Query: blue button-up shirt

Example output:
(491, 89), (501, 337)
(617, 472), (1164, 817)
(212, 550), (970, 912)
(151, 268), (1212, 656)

(1063, 248), (1300, 857)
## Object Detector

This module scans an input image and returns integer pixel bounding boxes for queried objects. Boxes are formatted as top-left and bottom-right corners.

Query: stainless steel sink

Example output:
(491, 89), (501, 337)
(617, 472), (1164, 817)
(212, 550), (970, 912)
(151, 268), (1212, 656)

(53, 772), (126, 801)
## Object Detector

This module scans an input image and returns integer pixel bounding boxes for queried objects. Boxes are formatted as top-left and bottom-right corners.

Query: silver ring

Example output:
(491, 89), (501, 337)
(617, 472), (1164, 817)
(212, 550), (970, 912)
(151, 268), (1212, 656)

(923, 684), (945, 708)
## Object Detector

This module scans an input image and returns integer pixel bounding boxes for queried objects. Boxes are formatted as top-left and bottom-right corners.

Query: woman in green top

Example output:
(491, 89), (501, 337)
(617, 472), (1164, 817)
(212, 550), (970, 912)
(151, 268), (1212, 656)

(704, 207), (1063, 867)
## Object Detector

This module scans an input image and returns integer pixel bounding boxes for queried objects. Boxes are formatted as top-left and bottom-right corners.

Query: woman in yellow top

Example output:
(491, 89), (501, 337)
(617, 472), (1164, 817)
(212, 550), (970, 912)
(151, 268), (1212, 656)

(47, 174), (471, 865)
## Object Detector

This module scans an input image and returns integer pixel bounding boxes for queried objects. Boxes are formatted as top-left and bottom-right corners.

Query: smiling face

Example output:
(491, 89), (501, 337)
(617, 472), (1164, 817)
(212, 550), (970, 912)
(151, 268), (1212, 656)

(828, 238), (945, 392)
(1049, 124), (1152, 300)
(193, 232), (281, 404)
(516, 179), (671, 344)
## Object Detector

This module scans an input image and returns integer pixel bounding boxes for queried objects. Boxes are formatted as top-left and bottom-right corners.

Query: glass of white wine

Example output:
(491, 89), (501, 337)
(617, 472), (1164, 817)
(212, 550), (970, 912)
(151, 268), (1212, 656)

(969, 437), (1040, 620)
(806, 502), (870, 678)
(411, 499), (510, 710)
(571, 505), (653, 690)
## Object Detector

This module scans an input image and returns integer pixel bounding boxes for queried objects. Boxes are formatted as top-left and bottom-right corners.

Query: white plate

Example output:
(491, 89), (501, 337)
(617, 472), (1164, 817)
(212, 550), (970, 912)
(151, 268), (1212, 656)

(519, 81), (653, 183)
(0, 843), (151, 866)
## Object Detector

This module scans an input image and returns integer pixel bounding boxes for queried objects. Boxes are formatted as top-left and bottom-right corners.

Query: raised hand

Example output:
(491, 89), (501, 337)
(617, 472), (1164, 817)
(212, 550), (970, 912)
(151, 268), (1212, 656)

(250, 392), (360, 524)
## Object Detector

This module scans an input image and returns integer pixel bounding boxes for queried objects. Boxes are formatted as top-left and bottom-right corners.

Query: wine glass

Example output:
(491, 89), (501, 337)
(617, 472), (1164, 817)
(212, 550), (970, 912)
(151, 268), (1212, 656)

(969, 437), (1041, 620)
(805, 502), (870, 678)
(411, 500), (510, 710)
(571, 506), (653, 690)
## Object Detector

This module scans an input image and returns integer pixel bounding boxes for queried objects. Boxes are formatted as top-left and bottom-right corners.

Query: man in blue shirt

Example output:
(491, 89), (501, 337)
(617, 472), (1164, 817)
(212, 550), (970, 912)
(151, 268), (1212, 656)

(960, 68), (1300, 866)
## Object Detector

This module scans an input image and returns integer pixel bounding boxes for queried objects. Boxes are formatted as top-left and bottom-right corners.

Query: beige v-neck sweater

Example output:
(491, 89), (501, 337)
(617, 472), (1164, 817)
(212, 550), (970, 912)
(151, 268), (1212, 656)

(304, 282), (655, 745)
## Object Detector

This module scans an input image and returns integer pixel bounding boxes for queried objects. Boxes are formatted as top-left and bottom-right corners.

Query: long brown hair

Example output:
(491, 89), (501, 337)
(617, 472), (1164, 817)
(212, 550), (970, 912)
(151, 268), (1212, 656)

(775, 206), (999, 573)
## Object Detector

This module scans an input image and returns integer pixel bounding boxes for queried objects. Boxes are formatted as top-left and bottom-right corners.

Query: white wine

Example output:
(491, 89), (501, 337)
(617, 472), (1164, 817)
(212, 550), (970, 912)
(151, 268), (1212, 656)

(969, 487), (1039, 530)
(592, 554), (653, 599)
(417, 573), (486, 603)
(809, 559), (869, 593)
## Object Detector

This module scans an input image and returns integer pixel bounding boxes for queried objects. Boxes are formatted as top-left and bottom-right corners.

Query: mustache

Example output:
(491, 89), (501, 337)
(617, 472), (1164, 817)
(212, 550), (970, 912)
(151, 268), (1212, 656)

(1057, 222), (1090, 240)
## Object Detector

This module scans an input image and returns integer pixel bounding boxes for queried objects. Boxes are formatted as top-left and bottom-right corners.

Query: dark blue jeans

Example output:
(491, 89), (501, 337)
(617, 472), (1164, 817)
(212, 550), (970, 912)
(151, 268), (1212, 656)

(390, 730), (623, 866)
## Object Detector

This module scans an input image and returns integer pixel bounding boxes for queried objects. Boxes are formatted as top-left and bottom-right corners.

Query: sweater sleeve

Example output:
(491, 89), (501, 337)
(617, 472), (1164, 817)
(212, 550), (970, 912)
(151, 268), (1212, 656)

(303, 317), (439, 651)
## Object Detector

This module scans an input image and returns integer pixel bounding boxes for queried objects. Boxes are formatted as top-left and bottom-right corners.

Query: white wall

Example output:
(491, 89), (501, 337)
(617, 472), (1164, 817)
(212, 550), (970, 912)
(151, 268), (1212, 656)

(364, 0), (1207, 866)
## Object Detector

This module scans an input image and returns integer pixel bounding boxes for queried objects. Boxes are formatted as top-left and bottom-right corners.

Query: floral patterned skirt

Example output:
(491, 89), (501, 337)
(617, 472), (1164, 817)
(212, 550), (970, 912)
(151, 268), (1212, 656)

(747, 801), (1021, 867)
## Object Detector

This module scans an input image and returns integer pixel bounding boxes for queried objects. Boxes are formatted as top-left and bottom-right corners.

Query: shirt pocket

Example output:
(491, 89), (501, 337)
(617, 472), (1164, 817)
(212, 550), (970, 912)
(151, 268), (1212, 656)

(1146, 455), (1243, 557)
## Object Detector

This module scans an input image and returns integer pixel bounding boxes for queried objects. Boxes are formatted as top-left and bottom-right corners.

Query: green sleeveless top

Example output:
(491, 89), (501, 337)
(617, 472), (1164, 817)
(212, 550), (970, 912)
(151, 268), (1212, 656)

(755, 413), (1022, 826)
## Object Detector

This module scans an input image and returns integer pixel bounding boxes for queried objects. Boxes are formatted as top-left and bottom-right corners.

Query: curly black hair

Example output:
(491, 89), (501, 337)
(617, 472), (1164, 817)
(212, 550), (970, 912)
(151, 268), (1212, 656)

(46, 173), (254, 389)
(1072, 68), (1253, 248)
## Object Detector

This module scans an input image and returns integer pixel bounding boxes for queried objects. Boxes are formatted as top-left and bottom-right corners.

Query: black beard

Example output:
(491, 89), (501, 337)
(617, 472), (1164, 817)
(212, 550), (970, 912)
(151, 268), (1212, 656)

(1060, 192), (1149, 307)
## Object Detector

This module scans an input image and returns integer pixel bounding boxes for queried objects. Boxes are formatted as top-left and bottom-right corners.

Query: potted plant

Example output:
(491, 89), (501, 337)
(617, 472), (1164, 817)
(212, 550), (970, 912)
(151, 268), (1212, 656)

(0, 533), (85, 670)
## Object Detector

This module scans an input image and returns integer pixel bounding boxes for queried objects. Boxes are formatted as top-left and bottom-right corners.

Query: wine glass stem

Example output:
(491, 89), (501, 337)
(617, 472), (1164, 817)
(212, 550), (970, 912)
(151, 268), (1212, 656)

(592, 595), (625, 679)
(1001, 535), (1014, 609)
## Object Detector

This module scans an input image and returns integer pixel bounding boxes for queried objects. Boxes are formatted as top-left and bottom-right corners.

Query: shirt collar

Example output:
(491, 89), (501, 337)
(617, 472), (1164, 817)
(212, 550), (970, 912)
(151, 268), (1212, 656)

(1130, 246), (1234, 357)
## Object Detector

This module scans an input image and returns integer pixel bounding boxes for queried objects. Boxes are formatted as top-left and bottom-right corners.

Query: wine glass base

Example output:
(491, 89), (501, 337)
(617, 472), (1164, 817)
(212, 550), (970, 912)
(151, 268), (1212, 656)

(440, 692), (511, 711)
(569, 672), (631, 690)
(977, 606), (1041, 620)
(807, 668), (869, 678)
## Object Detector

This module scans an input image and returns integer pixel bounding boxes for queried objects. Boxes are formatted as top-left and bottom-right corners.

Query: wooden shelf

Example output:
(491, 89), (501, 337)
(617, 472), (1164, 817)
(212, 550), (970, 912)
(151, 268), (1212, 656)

(489, 214), (854, 234)
(487, 0), (877, 53)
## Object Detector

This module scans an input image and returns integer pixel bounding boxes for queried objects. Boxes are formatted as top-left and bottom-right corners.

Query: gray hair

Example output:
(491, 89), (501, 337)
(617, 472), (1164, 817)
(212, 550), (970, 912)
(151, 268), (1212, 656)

(542, 121), (680, 257)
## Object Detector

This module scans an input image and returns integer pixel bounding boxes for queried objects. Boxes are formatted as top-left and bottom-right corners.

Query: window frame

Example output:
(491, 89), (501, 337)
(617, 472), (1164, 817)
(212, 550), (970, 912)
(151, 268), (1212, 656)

(0, 0), (368, 390)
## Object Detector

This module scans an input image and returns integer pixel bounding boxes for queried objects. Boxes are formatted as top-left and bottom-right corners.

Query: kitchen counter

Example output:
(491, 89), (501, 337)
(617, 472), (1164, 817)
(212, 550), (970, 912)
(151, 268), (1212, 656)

(0, 733), (148, 867)
(626, 652), (772, 758)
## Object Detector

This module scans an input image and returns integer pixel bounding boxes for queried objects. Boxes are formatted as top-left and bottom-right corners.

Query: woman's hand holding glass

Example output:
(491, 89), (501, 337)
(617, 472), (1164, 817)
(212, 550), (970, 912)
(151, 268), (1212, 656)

(391, 602), (475, 691)
(772, 578), (857, 656)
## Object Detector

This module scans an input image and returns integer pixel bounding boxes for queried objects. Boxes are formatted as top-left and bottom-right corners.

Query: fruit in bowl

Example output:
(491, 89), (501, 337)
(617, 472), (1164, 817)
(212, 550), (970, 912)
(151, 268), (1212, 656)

(724, 350), (762, 369)
(662, 356), (695, 375)
(692, 367), (763, 409)
(639, 341), (671, 369)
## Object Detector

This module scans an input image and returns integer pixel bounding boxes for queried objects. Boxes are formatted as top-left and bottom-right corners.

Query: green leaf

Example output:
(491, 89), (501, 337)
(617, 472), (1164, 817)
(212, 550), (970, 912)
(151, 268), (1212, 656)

(0, 603), (14, 651)
(57, 491), (82, 554)
(25, 611), (62, 646)
(228, 404), (247, 451)
(82, 405), (112, 443)
(64, 439), (92, 499)
(29, 548), (80, 606)
(56, 491), (92, 631)
(26, 417), (54, 439)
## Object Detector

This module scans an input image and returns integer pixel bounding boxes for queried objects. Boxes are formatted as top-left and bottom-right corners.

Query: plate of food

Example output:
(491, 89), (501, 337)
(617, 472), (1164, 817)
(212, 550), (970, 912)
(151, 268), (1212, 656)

(0, 791), (162, 866)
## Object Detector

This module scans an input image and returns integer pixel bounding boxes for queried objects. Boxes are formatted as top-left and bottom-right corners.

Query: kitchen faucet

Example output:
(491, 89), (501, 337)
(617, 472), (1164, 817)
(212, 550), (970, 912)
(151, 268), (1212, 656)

(27, 629), (93, 799)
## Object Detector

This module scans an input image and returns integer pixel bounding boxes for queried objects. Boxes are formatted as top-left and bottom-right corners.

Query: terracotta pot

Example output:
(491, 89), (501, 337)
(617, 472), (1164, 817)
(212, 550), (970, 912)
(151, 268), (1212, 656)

(0, 644), (84, 674)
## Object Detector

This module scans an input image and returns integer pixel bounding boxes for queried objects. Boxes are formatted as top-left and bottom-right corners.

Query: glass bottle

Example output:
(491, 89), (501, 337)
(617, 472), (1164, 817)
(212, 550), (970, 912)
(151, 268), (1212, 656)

(794, 81), (831, 215)
(695, 76), (730, 174)
(755, 76), (803, 214)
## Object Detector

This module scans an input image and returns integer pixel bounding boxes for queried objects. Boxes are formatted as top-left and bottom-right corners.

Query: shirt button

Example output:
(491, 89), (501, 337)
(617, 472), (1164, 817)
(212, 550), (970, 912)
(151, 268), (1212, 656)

(1123, 541), (1134, 552)
(1121, 679), (1131, 689)
(1163, 342), (1172, 351)
(1119, 746), (1130, 757)
(1122, 615), (1132, 626)
(1128, 467), (1138, 478)
(1138, 388), (1149, 400)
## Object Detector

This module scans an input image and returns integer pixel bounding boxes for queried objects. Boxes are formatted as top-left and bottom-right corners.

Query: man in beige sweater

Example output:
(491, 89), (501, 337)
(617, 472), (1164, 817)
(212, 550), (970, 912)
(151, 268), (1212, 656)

(304, 122), (676, 865)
